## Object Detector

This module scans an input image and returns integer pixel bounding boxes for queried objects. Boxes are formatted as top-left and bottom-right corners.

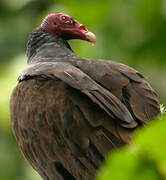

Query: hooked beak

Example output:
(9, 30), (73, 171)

(79, 24), (96, 45)
(85, 31), (96, 45)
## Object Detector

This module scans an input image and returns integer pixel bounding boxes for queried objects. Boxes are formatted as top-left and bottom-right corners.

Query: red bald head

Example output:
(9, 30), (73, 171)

(39, 13), (96, 44)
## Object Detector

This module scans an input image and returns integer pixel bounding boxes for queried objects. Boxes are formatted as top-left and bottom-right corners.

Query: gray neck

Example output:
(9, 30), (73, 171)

(27, 30), (75, 64)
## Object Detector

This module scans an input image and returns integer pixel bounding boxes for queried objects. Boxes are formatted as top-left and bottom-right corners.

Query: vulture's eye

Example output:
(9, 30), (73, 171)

(61, 16), (67, 21)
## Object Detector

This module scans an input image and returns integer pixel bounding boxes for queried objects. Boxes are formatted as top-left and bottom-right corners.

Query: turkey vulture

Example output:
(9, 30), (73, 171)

(10, 13), (161, 180)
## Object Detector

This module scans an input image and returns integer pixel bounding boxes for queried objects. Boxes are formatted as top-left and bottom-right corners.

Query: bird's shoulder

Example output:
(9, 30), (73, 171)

(68, 57), (161, 123)
(18, 57), (161, 124)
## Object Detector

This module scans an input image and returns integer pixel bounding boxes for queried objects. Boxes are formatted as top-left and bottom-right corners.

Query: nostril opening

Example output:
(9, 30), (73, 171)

(79, 25), (88, 31)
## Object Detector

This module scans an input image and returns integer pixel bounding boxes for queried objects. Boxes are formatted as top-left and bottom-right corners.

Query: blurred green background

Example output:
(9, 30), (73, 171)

(0, 0), (165, 179)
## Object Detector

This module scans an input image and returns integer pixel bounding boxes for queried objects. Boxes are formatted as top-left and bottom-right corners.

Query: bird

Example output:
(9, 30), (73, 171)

(10, 13), (161, 180)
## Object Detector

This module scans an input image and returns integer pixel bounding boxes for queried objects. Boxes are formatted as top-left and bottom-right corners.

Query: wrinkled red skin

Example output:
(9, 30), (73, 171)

(39, 13), (88, 41)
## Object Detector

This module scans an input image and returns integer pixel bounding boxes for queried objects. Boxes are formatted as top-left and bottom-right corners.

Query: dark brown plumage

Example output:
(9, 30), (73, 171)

(10, 13), (161, 180)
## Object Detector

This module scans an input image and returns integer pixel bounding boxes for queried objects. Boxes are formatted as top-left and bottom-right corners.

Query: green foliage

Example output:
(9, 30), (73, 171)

(0, 55), (26, 130)
(97, 115), (166, 180)
(0, 56), (41, 180)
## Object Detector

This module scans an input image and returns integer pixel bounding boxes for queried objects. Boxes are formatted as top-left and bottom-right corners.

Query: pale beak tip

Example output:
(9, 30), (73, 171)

(85, 31), (96, 45)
